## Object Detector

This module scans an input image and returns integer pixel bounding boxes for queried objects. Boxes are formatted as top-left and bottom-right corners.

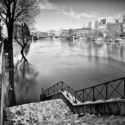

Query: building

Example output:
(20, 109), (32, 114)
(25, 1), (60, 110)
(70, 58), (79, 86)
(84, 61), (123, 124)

(98, 19), (107, 36)
(98, 16), (125, 38)
(122, 15), (125, 33)
(107, 23), (122, 38)
(74, 28), (91, 37)
(60, 30), (69, 37)
(106, 15), (125, 38)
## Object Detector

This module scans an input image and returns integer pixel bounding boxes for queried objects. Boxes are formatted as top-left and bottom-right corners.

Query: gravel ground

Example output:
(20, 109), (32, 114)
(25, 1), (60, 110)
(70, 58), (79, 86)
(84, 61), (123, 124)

(4, 99), (125, 125)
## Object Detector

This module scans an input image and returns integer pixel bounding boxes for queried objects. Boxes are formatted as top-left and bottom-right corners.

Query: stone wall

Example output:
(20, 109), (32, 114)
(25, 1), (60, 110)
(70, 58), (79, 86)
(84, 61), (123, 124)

(73, 100), (125, 115)
(44, 92), (125, 116)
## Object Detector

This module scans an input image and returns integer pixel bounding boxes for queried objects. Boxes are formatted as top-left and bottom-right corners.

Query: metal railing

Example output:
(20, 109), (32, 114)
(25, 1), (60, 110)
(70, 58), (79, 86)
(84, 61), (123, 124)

(41, 77), (125, 103)
(41, 81), (76, 101)
(75, 77), (125, 102)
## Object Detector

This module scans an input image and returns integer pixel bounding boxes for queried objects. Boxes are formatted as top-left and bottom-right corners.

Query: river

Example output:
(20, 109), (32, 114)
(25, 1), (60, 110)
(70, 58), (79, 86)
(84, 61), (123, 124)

(13, 38), (125, 104)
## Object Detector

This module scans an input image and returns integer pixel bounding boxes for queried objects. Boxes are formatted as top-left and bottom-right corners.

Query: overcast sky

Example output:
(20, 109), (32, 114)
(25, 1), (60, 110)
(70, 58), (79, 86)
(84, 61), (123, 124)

(35, 0), (125, 31)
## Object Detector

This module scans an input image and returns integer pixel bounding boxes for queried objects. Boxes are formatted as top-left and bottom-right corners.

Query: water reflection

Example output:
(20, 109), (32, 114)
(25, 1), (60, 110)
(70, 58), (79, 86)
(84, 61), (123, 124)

(14, 38), (125, 104)
(24, 43), (31, 56)
(72, 39), (125, 61)
(15, 58), (39, 105)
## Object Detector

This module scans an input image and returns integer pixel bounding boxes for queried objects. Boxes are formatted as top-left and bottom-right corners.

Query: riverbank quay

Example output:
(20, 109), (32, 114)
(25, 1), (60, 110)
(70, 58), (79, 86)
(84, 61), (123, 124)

(4, 99), (125, 125)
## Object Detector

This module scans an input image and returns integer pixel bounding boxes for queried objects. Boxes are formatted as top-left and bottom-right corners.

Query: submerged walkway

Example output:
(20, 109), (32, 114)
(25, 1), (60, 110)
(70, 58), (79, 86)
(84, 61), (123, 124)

(4, 99), (125, 125)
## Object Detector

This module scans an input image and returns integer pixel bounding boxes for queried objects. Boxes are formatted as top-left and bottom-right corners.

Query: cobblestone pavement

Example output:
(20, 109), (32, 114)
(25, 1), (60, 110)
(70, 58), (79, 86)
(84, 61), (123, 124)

(4, 99), (125, 125)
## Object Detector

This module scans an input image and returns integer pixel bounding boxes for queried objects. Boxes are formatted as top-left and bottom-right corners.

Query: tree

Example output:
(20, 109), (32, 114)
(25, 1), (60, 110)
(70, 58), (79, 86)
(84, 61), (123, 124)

(0, 0), (40, 105)
(14, 22), (31, 63)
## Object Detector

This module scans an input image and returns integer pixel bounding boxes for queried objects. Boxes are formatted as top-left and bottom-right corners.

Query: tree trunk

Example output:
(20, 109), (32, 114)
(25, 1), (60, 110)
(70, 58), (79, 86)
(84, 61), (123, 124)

(7, 23), (16, 106)
(20, 44), (28, 63)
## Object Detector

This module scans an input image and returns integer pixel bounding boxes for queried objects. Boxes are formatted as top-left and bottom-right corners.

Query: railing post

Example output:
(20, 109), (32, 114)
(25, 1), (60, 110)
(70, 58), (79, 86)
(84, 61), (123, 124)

(93, 87), (95, 101)
(75, 92), (77, 103)
(105, 83), (108, 100)
(61, 81), (64, 91)
(83, 89), (84, 102)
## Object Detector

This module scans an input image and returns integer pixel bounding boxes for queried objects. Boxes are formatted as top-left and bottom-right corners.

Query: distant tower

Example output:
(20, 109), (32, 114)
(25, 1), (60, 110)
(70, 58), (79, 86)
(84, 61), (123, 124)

(88, 21), (92, 29)
(94, 20), (99, 30)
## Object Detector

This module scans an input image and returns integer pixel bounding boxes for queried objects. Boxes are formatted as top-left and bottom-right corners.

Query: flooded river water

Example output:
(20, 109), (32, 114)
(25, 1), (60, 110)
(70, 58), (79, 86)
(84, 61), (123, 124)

(14, 38), (125, 104)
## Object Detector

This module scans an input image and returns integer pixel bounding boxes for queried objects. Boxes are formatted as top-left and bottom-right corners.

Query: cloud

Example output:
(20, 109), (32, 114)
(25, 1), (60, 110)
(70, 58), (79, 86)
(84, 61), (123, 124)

(61, 9), (96, 19)
(62, 9), (76, 18)
(39, 0), (57, 10)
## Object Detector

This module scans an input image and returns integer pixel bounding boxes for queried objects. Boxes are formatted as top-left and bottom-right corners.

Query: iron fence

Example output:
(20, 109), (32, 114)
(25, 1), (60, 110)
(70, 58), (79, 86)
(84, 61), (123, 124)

(75, 77), (125, 103)
(41, 81), (76, 101)
(41, 77), (125, 103)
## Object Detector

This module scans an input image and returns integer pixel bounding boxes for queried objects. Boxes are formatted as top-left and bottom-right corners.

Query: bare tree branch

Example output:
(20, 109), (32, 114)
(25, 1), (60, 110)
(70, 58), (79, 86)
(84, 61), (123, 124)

(14, 37), (23, 47)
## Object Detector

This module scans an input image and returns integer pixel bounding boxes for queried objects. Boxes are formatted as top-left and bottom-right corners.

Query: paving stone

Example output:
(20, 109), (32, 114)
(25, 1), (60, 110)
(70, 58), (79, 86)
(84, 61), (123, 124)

(4, 99), (125, 125)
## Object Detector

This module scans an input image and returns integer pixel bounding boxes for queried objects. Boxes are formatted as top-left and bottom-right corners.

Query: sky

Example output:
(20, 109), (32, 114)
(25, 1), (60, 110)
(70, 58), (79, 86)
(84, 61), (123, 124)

(34, 0), (125, 32)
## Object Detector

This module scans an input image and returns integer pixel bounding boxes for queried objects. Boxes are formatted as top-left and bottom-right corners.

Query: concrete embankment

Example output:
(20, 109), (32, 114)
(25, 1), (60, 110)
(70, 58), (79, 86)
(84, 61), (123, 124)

(44, 92), (125, 116)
